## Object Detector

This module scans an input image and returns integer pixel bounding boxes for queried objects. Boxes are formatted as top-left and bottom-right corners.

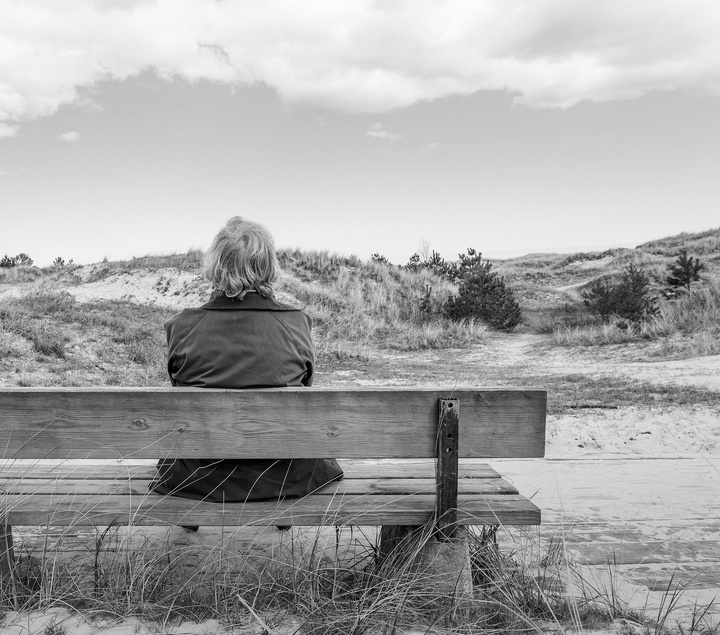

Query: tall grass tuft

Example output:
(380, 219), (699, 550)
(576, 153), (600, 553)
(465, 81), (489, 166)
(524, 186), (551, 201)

(0, 518), (626, 633)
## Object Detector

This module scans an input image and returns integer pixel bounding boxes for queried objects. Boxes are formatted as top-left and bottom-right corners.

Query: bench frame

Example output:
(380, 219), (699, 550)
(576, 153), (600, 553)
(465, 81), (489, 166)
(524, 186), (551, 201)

(0, 387), (546, 581)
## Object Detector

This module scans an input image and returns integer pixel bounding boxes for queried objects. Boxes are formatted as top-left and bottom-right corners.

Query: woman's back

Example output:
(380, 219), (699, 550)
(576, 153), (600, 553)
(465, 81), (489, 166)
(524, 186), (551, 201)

(166, 292), (314, 389)
(150, 216), (343, 503)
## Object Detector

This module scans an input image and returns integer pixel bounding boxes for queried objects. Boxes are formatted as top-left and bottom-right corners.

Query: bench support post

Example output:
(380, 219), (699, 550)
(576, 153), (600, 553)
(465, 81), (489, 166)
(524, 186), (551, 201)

(436, 398), (459, 541)
(377, 397), (472, 613)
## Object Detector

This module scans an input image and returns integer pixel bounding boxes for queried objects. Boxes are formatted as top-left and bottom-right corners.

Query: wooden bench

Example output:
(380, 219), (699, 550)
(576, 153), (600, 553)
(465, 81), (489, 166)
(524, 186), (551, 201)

(0, 387), (546, 578)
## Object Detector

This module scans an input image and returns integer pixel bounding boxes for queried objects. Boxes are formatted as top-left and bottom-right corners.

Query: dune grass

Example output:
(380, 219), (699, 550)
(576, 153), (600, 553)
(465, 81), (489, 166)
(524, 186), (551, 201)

(277, 249), (485, 359)
(0, 251), (486, 388)
(1, 512), (715, 634)
(551, 277), (720, 357)
(0, 518), (599, 633)
(0, 292), (173, 387)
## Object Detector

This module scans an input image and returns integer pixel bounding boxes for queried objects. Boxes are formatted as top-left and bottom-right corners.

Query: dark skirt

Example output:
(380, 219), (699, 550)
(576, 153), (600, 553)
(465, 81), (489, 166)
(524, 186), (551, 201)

(149, 458), (344, 502)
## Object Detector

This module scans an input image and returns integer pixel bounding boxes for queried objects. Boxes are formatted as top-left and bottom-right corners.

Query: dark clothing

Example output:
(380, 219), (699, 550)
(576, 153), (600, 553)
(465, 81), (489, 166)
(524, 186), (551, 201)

(150, 292), (343, 502)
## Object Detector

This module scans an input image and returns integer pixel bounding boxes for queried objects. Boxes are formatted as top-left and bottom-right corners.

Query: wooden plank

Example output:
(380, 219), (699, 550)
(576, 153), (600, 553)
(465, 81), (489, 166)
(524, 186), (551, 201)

(0, 388), (546, 459)
(0, 493), (541, 526)
(340, 460), (503, 479)
(0, 476), (519, 497)
(0, 459), (503, 480)
(436, 398), (459, 540)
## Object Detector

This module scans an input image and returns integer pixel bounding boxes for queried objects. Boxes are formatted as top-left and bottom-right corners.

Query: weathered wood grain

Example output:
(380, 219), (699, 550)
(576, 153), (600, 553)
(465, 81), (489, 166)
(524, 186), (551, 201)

(0, 493), (541, 526)
(0, 459), (504, 480)
(0, 387), (546, 459)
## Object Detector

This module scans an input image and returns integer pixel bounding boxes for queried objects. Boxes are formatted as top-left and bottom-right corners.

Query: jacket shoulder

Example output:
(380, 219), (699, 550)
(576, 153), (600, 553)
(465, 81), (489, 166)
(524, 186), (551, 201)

(164, 308), (207, 339)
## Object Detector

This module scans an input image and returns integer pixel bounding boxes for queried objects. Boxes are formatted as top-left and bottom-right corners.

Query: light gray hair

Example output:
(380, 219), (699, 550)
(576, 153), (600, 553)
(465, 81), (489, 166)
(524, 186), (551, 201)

(204, 217), (279, 299)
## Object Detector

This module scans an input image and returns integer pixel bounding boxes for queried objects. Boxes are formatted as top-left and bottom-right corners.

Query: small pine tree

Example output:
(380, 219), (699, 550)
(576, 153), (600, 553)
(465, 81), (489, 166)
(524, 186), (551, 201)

(614, 264), (657, 322)
(0, 254), (16, 268)
(404, 253), (422, 272)
(583, 263), (657, 323)
(582, 278), (616, 321)
(403, 250), (449, 277)
(424, 250), (449, 278)
(14, 253), (33, 267)
(53, 257), (65, 269)
(666, 249), (704, 291)
(443, 248), (521, 331)
(370, 253), (391, 266)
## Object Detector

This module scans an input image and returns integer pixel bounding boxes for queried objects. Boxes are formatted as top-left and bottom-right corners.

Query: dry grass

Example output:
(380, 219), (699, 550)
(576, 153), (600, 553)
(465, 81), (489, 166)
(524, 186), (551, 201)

(0, 292), (173, 387)
(0, 253), (484, 386)
(1, 511), (713, 634)
(0, 517), (594, 633)
(637, 226), (720, 256)
(278, 250), (483, 360)
(551, 277), (720, 357)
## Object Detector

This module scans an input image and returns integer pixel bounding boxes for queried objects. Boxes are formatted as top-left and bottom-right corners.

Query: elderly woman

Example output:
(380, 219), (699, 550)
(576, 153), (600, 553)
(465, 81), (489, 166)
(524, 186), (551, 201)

(150, 217), (343, 503)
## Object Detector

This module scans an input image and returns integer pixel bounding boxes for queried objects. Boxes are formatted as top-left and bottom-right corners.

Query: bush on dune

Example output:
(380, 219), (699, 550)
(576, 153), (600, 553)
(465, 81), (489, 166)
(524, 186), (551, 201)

(276, 251), (482, 357)
(443, 249), (521, 332)
(556, 273), (720, 355)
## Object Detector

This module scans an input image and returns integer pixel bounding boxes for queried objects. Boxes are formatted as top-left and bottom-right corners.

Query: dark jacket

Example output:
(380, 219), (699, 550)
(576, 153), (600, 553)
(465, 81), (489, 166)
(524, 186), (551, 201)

(150, 292), (343, 502)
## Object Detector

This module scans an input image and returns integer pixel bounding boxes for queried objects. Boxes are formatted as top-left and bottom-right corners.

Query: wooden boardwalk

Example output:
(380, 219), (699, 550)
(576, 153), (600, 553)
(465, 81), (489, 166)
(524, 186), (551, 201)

(495, 456), (720, 625)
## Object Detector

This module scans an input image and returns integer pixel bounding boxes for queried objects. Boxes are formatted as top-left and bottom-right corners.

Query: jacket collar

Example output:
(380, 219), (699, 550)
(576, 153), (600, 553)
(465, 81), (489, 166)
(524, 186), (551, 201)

(201, 291), (300, 311)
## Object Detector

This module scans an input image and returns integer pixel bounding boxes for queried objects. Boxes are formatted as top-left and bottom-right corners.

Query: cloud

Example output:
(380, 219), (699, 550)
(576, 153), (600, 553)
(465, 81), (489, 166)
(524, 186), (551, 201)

(58, 131), (80, 142)
(1, 0), (720, 127)
(0, 123), (19, 138)
(0, 166), (26, 176)
(421, 142), (440, 153)
(366, 122), (403, 140)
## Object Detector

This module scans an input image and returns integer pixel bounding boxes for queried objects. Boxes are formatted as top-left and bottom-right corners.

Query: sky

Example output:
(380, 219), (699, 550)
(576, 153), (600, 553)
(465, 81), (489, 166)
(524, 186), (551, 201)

(1, 1), (720, 267)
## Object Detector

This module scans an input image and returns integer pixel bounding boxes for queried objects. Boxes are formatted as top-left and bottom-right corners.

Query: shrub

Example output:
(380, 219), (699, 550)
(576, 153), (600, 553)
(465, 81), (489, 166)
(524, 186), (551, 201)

(15, 253), (33, 267)
(666, 249), (704, 291)
(443, 248), (521, 331)
(404, 250), (449, 278)
(0, 254), (15, 268)
(581, 278), (616, 321)
(28, 321), (68, 357)
(583, 264), (657, 324)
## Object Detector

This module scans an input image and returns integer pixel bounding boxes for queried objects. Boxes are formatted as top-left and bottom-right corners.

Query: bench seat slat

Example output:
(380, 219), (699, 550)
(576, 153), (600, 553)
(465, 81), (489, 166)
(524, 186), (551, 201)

(0, 460), (503, 480)
(0, 493), (541, 526)
(0, 477), (519, 497)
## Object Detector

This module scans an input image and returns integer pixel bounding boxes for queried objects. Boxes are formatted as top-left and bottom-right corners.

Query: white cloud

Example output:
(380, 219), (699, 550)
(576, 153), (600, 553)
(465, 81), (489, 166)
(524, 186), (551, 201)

(366, 122), (403, 141)
(58, 131), (80, 142)
(0, 166), (25, 176)
(1, 0), (720, 126)
(422, 142), (440, 153)
(0, 122), (19, 138)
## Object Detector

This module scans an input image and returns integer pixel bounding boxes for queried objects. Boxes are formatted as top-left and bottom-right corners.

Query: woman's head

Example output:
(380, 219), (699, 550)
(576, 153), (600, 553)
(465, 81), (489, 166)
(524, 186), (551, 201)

(204, 217), (280, 299)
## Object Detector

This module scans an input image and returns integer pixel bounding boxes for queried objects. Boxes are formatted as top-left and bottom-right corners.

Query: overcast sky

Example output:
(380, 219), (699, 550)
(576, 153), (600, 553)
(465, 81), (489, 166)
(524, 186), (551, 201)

(2, 0), (720, 266)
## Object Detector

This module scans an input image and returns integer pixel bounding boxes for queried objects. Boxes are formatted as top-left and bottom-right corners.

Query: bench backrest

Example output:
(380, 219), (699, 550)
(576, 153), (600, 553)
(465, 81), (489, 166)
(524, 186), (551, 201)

(0, 387), (546, 460)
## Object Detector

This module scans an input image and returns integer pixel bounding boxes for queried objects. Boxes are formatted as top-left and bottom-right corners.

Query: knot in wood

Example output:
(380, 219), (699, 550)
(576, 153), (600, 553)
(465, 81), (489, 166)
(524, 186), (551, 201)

(130, 418), (148, 430)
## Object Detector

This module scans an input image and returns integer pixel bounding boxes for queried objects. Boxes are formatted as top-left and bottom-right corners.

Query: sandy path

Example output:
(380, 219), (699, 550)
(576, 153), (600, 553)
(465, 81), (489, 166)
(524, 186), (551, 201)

(496, 456), (720, 628)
